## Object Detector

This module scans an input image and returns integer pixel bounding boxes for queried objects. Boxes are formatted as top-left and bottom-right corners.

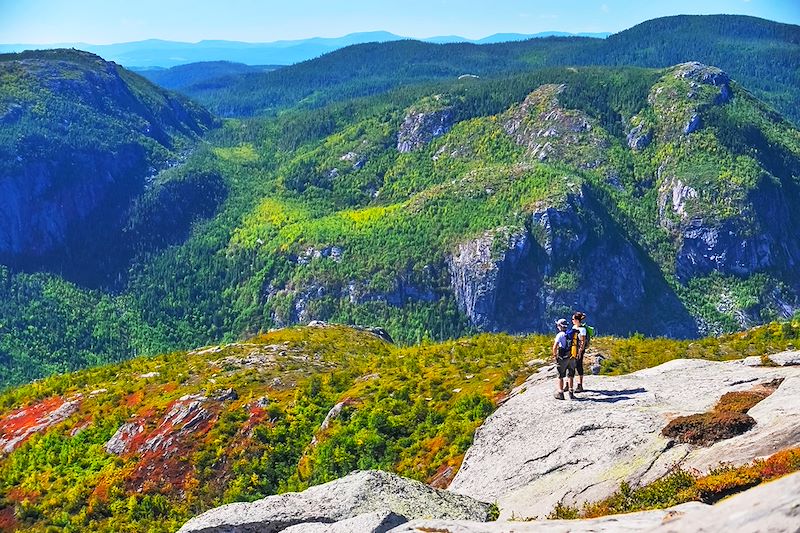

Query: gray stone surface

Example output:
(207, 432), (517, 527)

(282, 511), (407, 533)
(177, 470), (491, 533)
(768, 350), (800, 366)
(448, 358), (800, 520)
(392, 471), (800, 532)
(391, 503), (706, 532)
(397, 105), (455, 152)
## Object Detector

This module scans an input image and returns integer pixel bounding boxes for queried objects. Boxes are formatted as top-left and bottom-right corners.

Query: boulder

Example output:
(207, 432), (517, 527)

(176, 470), (492, 533)
(283, 511), (407, 533)
(768, 350), (800, 366)
(447, 358), (800, 520)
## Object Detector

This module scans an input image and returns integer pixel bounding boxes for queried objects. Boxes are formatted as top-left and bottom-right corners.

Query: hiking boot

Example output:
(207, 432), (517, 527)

(576, 384), (584, 393)
(568, 390), (575, 400)
(554, 391), (565, 400)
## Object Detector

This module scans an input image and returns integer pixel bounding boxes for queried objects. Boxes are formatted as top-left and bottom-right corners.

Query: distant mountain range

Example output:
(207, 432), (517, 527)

(0, 31), (610, 68)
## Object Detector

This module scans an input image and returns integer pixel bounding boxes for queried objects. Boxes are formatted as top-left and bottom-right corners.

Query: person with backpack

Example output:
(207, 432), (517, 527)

(570, 311), (589, 392)
(552, 318), (576, 400)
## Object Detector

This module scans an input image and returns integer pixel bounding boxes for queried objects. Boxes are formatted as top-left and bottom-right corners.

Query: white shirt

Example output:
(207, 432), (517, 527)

(555, 331), (567, 349)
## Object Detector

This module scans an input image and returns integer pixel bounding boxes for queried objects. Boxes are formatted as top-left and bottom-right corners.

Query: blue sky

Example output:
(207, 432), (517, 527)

(1, 0), (798, 44)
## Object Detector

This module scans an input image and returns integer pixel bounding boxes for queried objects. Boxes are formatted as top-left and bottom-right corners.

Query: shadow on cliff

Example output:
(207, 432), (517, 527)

(486, 183), (699, 338)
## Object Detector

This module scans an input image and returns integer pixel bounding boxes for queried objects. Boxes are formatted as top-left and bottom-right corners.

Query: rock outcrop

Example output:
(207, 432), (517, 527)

(394, 470), (800, 532)
(502, 84), (609, 169)
(448, 227), (530, 330)
(176, 470), (492, 533)
(105, 392), (238, 490)
(448, 358), (800, 519)
(397, 99), (455, 152)
(0, 395), (82, 454)
(447, 189), (663, 336)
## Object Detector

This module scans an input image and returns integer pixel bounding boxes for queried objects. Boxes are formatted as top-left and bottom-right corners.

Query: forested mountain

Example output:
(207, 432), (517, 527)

(0, 49), (219, 287)
(180, 15), (800, 125)
(1, 15), (800, 390)
(1, 16), (800, 531)
(133, 62), (281, 91)
(0, 31), (611, 69)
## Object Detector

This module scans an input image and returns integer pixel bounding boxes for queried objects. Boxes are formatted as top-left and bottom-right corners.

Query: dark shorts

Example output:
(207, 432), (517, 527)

(557, 357), (576, 379)
(576, 355), (584, 376)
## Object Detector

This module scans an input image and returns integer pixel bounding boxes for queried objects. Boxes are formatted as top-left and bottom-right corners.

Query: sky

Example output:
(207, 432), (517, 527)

(1, 0), (799, 44)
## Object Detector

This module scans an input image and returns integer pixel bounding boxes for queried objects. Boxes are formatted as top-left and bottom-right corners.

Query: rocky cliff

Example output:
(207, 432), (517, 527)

(643, 62), (800, 283)
(446, 187), (689, 337)
(0, 49), (217, 286)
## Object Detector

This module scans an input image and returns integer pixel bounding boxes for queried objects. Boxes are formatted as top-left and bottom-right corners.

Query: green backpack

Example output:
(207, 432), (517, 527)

(584, 324), (595, 348)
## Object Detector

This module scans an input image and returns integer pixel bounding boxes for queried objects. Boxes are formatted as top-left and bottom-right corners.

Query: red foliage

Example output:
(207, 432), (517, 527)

(124, 395), (222, 492)
(759, 448), (800, 478)
(0, 396), (81, 454)
(0, 507), (17, 532)
(124, 391), (144, 407)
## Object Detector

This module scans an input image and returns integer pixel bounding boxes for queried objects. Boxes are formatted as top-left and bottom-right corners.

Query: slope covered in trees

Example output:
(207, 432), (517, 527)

(181, 15), (800, 125)
(2, 16), (800, 390)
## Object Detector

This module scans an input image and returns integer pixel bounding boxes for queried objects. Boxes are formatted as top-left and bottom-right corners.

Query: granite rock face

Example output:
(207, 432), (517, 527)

(448, 358), (800, 519)
(393, 471), (800, 532)
(283, 511), (407, 533)
(397, 104), (455, 152)
(177, 470), (492, 533)
(446, 189), (667, 336)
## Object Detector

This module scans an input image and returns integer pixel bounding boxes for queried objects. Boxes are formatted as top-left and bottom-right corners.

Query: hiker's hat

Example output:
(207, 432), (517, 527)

(555, 318), (568, 328)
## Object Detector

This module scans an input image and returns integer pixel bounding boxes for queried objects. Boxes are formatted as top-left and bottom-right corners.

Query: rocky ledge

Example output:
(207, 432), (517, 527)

(178, 355), (800, 532)
(177, 470), (492, 533)
(397, 470), (800, 532)
(448, 357), (800, 519)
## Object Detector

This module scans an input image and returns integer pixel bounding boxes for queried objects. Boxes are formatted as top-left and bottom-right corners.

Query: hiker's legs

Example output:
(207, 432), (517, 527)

(576, 356), (584, 387)
(567, 360), (576, 391)
(557, 360), (567, 390)
(555, 359), (568, 398)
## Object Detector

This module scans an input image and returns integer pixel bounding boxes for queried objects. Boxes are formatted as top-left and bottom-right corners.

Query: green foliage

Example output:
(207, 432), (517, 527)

(180, 16), (800, 126)
(0, 325), (540, 532)
(553, 447), (800, 519)
(2, 320), (800, 531)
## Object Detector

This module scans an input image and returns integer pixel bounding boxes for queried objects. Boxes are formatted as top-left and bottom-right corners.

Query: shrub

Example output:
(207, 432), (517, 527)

(662, 411), (756, 446)
(661, 380), (780, 445)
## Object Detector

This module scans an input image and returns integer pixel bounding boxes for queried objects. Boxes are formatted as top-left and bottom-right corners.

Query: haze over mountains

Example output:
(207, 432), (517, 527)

(0, 30), (611, 68)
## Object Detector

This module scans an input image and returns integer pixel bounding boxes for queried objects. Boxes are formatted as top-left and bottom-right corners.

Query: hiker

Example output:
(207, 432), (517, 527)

(570, 311), (588, 392)
(552, 318), (575, 400)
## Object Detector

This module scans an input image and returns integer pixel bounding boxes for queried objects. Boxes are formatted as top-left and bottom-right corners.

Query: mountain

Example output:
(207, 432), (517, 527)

(180, 15), (799, 126)
(121, 61), (800, 349)
(1, 321), (799, 531)
(0, 31), (609, 69)
(3, 55), (800, 388)
(2, 15), (800, 391)
(0, 49), (220, 288)
(132, 61), (281, 91)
